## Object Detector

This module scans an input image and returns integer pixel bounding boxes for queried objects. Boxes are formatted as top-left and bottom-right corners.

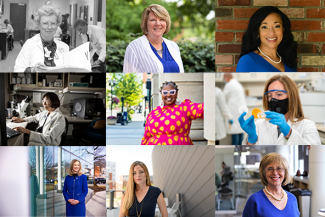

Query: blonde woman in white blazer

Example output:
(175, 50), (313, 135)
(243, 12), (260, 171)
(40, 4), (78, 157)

(123, 4), (184, 73)
(12, 92), (65, 146)
(14, 5), (69, 72)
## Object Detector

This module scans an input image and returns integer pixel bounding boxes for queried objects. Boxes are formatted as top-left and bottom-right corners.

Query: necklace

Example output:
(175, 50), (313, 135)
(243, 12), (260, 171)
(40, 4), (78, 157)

(147, 36), (163, 54)
(258, 47), (282, 64)
(264, 186), (286, 201)
(135, 195), (144, 217)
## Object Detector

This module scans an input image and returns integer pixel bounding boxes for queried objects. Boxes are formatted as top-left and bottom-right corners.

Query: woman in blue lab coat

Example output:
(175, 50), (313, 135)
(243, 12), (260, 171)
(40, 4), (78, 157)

(63, 159), (88, 216)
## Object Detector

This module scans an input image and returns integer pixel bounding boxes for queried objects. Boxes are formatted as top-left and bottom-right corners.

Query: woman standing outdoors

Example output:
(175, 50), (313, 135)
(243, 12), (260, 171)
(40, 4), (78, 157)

(119, 161), (167, 217)
(63, 159), (88, 217)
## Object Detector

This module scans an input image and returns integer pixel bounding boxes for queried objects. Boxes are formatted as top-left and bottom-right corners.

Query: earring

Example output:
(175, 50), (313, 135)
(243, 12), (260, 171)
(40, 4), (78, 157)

(176, 99), (181, 105)
(160, 101), (164, 108)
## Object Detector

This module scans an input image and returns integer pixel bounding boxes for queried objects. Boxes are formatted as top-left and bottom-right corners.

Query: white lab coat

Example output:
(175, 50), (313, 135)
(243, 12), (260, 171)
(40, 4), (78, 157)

(216, 87), (233, 140)
(123, 35), (184, 73)
(14, 33), (69, 72)
(223, 78), (246, 134)
(23, 108), (66, 146)
(242, 118), (321, 145)
(79, 25), (106, 62)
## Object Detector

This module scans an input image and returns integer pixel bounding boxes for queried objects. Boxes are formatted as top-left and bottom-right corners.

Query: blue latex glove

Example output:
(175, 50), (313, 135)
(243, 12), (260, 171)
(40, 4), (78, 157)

(238, 112), (257, 144)
(228, 119), (233, 125)
(265, 111), (291, 136)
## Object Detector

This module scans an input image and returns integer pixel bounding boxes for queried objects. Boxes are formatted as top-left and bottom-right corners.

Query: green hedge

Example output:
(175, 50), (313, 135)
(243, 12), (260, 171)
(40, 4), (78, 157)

(106, 34), (215, 72)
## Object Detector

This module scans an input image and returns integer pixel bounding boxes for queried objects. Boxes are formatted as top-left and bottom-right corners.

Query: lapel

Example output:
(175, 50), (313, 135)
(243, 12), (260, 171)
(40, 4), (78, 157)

(140, 35), (164, 72)
(163, 37), (183, 72)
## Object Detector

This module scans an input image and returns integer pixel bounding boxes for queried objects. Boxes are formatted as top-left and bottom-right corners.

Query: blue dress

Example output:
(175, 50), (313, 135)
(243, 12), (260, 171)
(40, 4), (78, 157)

(128, 186), (162, 217)
(236, 52), (297, 72)
(243, 189), (300, 217)
(150, 41), (180, 73)
(63, 174), (88, 217)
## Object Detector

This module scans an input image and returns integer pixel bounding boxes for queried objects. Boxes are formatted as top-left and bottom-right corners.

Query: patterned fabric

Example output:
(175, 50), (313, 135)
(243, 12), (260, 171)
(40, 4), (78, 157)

(41, 37), (57, 67)
(142, 99), (204, 145)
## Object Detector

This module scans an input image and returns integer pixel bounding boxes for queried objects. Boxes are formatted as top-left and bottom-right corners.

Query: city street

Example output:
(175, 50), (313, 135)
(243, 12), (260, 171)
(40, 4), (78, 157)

(106, 112), (145, 145)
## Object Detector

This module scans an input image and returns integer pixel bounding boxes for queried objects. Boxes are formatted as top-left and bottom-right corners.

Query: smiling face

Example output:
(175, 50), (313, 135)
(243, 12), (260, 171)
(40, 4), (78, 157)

(264, 162), (285, 188)
(133, 165), (147, 185)
(147, 11), (166, 38)
(267, 80), (288, 101)
(73, 161), (80, 173)
(258, 13), (284, 52)
(39, 15), (58, 41)
(161, 84), (178, 106)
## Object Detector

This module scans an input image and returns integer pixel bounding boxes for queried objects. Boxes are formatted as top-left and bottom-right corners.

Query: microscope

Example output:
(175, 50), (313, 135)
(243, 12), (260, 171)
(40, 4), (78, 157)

(12, 95), (33, 119)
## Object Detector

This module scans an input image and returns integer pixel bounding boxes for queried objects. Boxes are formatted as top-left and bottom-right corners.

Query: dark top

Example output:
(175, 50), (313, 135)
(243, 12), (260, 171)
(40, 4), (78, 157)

(150, 41), (180, 73)
(128, 186), (162, 217)
(72, 174), (78, 179)
(242, 189), (300, 217)
(236, 52), (296, 72)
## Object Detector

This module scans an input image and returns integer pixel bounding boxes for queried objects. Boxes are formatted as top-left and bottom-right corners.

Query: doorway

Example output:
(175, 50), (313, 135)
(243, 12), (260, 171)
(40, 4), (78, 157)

(10, 3), (26, 41)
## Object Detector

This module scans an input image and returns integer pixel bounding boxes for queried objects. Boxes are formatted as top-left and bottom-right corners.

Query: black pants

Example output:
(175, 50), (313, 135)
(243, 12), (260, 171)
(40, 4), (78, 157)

(92, 52), (106, 72)
(7, 35), (14, 50)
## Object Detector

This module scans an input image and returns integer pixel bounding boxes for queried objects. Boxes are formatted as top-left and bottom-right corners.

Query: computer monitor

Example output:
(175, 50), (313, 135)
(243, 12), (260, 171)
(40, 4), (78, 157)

(0, 73), (8, 145)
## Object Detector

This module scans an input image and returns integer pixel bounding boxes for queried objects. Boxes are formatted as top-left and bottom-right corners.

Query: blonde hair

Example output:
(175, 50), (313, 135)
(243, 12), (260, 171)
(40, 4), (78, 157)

(259, 153), (290, 186)
(34, 5), (62, 26)
(262, 75), (304, 123)
(141, 4), (171, 35)
(122, 161), (151, 216)
(69, 159), (83, 176)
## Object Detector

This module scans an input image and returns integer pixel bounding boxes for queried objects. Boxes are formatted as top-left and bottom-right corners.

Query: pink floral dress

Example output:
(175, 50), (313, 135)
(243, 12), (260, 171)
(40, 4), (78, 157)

(141, 99), (204, 145)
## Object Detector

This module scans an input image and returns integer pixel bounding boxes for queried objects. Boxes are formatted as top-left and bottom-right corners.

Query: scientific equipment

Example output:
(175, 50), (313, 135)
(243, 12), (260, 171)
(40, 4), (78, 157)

(238, 105), (248, 115)
(252, 108), (266, 119)
(12, 95), (33, 118)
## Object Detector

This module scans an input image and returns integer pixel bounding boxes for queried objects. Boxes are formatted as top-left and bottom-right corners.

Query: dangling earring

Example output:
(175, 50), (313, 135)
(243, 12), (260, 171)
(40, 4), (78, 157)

(176, 99), (181, 105)
(160, 101), (164, 108)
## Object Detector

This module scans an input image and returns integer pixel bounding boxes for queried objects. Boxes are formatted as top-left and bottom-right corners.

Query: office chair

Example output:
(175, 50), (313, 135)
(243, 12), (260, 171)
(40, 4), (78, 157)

(83, 118), (105, 145)
(59, 117), (69, 146)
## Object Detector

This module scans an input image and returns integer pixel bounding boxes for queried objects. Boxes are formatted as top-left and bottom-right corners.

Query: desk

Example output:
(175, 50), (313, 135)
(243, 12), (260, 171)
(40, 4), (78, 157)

(64, 115), (97, 123)
(0, 29), (9, 60)
(6, 119), (28, 146)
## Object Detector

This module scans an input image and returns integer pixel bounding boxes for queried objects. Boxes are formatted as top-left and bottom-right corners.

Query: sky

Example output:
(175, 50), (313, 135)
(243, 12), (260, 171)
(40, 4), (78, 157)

(107, 146), (154, 181)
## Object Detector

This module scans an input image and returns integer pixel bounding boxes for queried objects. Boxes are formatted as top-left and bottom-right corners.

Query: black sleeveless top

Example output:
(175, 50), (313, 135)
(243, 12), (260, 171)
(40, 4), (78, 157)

(128, 186), (162, 217)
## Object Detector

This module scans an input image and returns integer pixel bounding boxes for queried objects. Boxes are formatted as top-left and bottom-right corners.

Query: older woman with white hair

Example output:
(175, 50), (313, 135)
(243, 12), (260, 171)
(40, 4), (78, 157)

(14, 5), (69, 72)
(123, 4), (184, 73)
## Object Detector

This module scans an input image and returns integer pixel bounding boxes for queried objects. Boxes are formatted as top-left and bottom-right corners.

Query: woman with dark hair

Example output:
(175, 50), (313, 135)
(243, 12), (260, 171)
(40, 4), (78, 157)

(236, 6), (297, 72)
(11, 92), (66, 146)
(141, 81), (204, 145)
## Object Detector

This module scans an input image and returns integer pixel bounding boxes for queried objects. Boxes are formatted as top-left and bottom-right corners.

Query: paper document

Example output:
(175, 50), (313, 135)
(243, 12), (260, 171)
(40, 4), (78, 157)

(47, 42), (92, 72)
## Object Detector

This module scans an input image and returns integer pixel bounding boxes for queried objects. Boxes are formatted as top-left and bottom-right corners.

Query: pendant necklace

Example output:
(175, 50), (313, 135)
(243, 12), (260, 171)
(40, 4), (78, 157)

(135, 195), (144, 217)
(264, 186), (286, 201)
(147, 36), (163, 54)
(258, 47), (282, 64)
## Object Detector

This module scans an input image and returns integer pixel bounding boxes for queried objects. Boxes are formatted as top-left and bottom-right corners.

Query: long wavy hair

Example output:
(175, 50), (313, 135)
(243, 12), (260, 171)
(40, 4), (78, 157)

(262, 75), (304, 123)
(240, 6), (297, 69)
(122, 161), (151, 216)
(68, 159), (83, 176)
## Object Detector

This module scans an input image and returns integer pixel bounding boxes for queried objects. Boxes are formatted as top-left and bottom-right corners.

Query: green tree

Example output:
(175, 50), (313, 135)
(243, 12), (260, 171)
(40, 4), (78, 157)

(112, 73), (143, 109)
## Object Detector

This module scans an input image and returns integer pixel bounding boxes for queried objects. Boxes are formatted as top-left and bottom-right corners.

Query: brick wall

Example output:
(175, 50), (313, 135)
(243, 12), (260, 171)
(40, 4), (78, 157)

(215, 0), (325, 72)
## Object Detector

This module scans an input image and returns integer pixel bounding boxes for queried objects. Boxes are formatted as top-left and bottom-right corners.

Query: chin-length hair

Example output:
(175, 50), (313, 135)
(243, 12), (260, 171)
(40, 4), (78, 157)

(240, 6), (297, 69)
(262, 75), (304, 123)
(122, 161), (151, 216)
(69, 159), (83, 176)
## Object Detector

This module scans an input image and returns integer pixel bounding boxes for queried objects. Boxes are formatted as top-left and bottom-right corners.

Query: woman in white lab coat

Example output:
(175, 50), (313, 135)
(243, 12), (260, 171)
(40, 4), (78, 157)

(12, 92), (65, 146)
(215, 87), (233, 144)
(14, 5), (69, 72)
(239, 75), (321, 145)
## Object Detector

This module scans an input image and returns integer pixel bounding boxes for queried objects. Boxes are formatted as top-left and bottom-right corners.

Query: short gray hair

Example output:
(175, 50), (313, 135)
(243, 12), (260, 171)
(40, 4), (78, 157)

(34, 5), (62, 25)
(73, 18), (88, 29)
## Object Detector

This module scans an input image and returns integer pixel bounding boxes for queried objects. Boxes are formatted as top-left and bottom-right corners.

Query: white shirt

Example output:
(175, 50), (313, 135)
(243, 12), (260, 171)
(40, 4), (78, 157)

(123, 35), (184, 73)
(242, 118), (321, 145)
(24, 108), (66, 146)
(216, 87), (233, 140)
(79, 25), (106, 62)
(223, 78), (246, 134)
(14, 33), (69, 72)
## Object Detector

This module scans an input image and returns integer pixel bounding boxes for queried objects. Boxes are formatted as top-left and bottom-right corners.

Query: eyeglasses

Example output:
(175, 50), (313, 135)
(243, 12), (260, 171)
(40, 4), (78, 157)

(264, 89), (287, 100)
(161, 89), (177, 96)
(265, 167), (285, 173)
(42, 100), (51, 103)
(40, 22), (57, 28)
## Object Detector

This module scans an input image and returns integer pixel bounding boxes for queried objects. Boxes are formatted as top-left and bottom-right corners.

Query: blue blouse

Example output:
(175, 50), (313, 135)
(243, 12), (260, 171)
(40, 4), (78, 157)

(243, 189), (300, 217)
(236, 52), (297, 72)
(150, 41), (180, 73)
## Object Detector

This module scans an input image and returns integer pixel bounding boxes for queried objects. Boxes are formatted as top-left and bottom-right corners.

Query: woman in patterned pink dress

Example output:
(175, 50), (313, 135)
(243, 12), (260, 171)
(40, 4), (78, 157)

(141, 81), (204, 145)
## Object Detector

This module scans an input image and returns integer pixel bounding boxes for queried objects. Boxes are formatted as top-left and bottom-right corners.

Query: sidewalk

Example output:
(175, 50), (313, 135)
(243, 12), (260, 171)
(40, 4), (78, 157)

(107, 113), (145, 145)
(86, 190), (106, 217)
